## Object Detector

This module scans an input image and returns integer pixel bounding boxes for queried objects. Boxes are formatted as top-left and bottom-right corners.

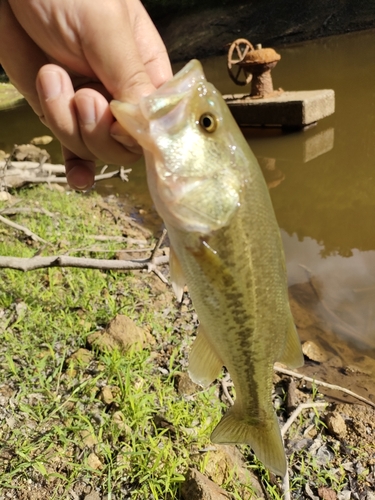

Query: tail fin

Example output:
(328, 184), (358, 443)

(210, 404), (287, 477)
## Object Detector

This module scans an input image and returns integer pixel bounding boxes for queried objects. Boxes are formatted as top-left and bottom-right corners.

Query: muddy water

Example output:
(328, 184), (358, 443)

(1, 29), (375, 403)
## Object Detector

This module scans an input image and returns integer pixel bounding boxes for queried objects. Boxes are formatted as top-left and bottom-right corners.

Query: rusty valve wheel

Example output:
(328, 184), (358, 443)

(227, 38), (254, 86)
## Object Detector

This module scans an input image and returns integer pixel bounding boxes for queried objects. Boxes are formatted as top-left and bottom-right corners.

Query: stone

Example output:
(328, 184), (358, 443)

(181, 468), (230, 500)
(87, 314), (147, 353)
(318, 487), (337, 500)
(203, 445), (263, 498)
(302, 340), (329, 363)
(100, 386), (114, 406)
(86, 453), (103, 470)
(112, 411), (132, 435)
(176, 372), (200, 396)
(12, 144), (50, 163)
(84, 492), (101, 500)
(325, 411), (347, 438)
(66, 348), (93, 377)
(79, 429), (98, 449)
(30, 135), (54, 146)
(0, 191), (12, 201)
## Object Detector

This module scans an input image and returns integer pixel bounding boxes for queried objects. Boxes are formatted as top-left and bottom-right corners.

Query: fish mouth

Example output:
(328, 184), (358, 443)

(141, 59), (206, 121)
(110, 60), (207, 149)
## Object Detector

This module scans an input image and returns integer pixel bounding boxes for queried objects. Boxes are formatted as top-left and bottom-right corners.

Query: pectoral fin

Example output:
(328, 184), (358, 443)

(188, 324), (223, 387)
(277, 315), (304, 369)
(169, 245), (185, 302)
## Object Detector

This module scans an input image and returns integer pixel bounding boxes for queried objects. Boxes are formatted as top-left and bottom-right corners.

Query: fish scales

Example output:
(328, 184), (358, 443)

(110, 59), (304, 477)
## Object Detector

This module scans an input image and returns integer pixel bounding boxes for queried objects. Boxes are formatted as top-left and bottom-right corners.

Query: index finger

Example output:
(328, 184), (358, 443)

(78, 0), (172, 103)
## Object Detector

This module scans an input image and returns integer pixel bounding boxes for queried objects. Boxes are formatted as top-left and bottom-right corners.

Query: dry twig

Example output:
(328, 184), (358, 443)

(147, 229), (169, 284)
(0, 214), (50, 245)
(0, 254), (169, 272)
(275, 364), (375, 408)
(281, 402), (327, 437)
(0, 207), (55, 217)
(221, 373), (234, 406)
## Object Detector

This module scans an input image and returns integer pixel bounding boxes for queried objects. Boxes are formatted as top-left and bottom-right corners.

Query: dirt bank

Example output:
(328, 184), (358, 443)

(153, 0), (375, 62)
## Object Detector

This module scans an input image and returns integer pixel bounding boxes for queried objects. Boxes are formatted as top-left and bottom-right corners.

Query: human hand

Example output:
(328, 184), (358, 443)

(0, 0), (172, 190)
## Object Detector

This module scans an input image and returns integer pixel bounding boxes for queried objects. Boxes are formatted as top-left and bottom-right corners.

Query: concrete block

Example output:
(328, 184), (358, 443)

(223, 89), (335, 128)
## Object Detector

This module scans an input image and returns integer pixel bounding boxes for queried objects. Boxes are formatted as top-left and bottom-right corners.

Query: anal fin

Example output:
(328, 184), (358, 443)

(169, 245), (185, 302)
(188, 324), (223, 387)
(278, 314), (304, 369)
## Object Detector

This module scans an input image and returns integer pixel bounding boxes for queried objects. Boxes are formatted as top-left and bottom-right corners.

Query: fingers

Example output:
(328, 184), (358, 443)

(36, 65), (142, 189)
(0, 0), (49, 115)
(63, 146), (96, 191)
(130, 0), (173, 89)
(77, 0), (172, 103)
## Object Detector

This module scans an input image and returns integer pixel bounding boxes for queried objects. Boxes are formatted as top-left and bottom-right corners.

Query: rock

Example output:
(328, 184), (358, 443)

(66, 348), (93, 377)
(112, 411), (132, 435)
(302, 340), (328, 363)
(315, 444), (334, 466)
(0, 191), (12, 201)
(325, 411), (347, 438)
(87, 314), (148, 353)
(79, 429), (98, 449)
(100, 386), (114, 406)
(86, 453), (103, 470)
(176, 372), (200, 396)
(68, 348), (93, 365)
(337, 491), (351, 500)
(30, 135), (54, 145)
(203, 445), (263, 498)
(181, 468), (230, 500)
(12, 144), (50, 163)
(84, 492), (101, 500)
(318, 487), (337, 500)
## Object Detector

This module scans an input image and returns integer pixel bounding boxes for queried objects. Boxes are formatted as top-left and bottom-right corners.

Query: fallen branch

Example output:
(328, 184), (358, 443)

(221, 372), (234, 406)
(0, 254), (169, 272)
(0, 214), (50, 245)
(146, 229), (169, 284)
(275, 364), (375, 408)
(0, 207), (55, 217)
(281, 402), (327, 437)
(92, 235), (148, 245)
(0, 160), (66, 172)
(2, 164), (131, 187)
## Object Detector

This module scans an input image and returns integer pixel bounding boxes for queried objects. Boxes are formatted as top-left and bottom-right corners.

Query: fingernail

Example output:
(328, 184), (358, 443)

(76, 94), (96, 125)
(39, 70), (62, 100)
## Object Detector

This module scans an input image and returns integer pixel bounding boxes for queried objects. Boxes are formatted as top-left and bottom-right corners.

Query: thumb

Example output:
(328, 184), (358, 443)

(78, 2), (169, 103)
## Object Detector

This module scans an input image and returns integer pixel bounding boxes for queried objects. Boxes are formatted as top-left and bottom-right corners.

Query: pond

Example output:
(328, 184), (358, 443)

(1, 28), (375, 403)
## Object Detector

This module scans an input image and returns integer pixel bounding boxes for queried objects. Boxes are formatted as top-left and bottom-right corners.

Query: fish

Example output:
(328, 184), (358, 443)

(110, 59), (304, 477)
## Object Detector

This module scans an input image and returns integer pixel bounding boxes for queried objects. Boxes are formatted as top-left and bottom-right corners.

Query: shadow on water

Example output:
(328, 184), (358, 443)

(1, 29), (375, 402)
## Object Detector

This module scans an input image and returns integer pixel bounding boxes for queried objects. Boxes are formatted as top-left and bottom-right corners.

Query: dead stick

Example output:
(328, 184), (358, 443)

(0, 254), (169, 272)
(281, 402), (327, 437)
(0, 207), (55, 217)
(275, 364), (375, 408)
(0, 214), (50, 245)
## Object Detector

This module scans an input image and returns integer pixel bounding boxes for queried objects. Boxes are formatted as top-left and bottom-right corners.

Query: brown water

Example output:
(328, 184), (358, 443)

(1, 29), (375, 401)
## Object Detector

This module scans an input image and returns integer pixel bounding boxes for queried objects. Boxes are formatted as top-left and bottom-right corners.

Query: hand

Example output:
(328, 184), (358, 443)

(0, 0), (172, 189)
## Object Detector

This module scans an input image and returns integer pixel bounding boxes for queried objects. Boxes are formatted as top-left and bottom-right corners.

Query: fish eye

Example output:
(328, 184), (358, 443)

(199, 113), (218, 133)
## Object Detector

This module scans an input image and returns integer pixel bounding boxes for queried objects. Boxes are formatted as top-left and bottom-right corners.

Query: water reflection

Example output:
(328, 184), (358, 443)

(283, 232), (375, 351)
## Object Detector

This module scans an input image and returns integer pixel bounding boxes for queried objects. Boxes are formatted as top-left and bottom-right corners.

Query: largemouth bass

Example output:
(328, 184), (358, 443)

(110, 60), (304, 477)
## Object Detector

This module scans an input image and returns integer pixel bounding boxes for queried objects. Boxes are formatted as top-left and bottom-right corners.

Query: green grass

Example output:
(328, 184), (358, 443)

(0, 186), (232, 498)
(0, 185), (369, 499)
